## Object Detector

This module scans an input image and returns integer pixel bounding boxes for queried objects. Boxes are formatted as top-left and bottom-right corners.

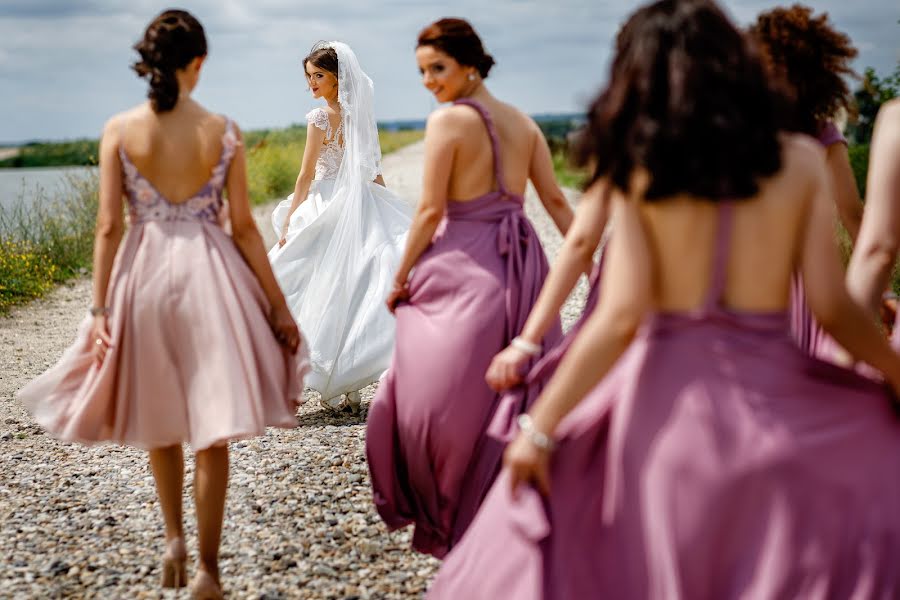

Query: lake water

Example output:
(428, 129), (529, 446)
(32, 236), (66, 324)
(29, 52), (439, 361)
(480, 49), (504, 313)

(0, 166), (96, 213)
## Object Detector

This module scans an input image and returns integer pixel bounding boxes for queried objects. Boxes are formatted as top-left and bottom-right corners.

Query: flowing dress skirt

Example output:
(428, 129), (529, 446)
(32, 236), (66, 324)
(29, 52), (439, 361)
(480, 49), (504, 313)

(269, 179), (412, 397)
(19, 219), (309, 450)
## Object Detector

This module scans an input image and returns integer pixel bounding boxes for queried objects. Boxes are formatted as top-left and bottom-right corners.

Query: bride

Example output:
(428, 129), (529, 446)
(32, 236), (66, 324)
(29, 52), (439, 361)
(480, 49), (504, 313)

(269, 41), (413, 413)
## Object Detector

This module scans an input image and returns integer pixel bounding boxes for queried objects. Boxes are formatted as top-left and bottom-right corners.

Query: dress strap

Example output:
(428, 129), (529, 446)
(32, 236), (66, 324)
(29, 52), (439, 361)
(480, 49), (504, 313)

(703, 201), (734, 310)
(453, 98), (508, 195)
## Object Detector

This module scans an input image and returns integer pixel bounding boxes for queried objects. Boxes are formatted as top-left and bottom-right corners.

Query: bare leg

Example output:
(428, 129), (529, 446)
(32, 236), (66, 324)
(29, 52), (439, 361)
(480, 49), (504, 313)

(149, 445), (186, 587)
(194, 444), (229, 583)
(149, 445), (185, 542)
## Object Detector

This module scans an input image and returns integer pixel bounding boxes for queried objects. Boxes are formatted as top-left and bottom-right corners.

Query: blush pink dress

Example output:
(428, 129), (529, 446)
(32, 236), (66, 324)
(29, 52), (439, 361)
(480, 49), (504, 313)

(18, 118), (310, 451)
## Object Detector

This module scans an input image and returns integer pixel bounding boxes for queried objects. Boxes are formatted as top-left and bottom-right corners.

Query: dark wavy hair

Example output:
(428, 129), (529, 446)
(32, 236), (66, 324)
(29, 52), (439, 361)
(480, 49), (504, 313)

(132, 10), (207, 113)
(303, 44), (339, 79)
(749, 4), (857, 136)
(417, 18), (495, 78)
(576, 0), (782, 201)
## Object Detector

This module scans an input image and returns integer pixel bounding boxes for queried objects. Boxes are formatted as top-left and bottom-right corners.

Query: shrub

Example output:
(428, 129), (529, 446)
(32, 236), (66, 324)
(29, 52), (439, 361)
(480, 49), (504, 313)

(0, 172), (97, 313)
(848, 143), (869, 198)
(0, 239), (59, 312)
(246, 140), (303, 205)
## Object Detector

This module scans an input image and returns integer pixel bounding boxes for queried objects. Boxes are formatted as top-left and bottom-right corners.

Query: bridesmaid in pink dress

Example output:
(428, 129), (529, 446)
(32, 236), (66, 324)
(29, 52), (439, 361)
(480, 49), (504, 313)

(430, 1), (900, 597)
(749, 6), (865, 360)
(17, 11), (308, 599)
(366, 18), (574, 558)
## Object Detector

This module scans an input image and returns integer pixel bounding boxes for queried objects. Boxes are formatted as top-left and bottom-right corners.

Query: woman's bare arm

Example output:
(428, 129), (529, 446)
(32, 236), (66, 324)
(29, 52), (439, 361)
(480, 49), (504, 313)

(847, 100), (900, 313)
(527, 196), (651, 435)
(387, 109), (456, 304)
(279, 124), (326, 242)
(486, 179), (612, 390)
(801, 137), (900, 386)
(89, 117), (126, 363)
(528, 124), (574, 236)
(825, 141), (863, 242)
(91, 118), (126, 312)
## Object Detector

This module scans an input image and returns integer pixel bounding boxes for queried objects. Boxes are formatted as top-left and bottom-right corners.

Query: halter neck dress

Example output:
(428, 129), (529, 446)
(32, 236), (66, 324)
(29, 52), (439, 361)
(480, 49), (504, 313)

(431, 201), (900, 598)
(366, 99), (562, 557)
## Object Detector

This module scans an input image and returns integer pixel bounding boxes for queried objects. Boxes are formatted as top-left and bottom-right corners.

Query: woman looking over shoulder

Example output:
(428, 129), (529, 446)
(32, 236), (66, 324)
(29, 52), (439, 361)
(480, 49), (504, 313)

(431, 2), (900, 597)
(269, 42), (413, 414)
(366, 18), (573, 558)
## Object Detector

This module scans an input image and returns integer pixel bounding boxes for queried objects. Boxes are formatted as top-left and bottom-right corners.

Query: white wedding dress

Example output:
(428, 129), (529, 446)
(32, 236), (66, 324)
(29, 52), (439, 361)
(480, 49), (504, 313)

(267, 42), (413, 404)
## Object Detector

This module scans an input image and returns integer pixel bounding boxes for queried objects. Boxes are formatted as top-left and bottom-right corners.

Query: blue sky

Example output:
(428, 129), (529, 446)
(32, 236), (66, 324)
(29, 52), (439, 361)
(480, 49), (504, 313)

(0, 0), (897, 143)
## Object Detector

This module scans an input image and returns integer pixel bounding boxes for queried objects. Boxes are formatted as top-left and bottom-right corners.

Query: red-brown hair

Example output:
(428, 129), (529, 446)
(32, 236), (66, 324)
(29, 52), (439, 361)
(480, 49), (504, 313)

(749, 4), (857, 136)
(417, 18), (495, 78)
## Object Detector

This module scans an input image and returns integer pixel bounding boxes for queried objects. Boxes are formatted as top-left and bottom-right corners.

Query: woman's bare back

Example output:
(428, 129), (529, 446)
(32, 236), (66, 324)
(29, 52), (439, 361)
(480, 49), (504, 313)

(118, 100), (228, 204)
(638, 133), (823, 314)
(443, 98), (539, 201)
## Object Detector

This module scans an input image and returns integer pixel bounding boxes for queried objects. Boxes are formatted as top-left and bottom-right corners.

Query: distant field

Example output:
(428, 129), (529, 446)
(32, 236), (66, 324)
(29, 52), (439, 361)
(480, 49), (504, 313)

(0, 124), (426, 170)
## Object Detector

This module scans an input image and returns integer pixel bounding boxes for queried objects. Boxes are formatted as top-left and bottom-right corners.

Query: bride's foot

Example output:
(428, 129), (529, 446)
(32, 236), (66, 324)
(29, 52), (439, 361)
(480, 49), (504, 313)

(346, 390), (361, 415)
(319, 394), (347, 414)
(161, 537), (188, 589)
(190, 568), (223, 600)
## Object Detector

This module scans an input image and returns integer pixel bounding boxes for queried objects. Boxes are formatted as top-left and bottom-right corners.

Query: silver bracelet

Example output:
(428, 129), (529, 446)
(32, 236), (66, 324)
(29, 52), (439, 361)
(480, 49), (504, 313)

(517, 414), (555, 451)
(511, 336), (541, 357)
(89, 306), (110, 317)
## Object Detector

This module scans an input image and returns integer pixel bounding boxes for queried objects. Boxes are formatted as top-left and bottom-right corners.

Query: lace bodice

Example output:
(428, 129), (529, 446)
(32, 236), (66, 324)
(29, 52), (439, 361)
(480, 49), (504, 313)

(120, 119), (237, 225)
(307, 108), (344, 180)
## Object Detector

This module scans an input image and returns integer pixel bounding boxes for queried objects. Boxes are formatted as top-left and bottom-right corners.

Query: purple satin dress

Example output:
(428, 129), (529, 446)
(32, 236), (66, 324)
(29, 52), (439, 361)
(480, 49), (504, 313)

(366, 99), (562, 558)
(430, 202), (900, 598)
(488, 257), (604, 441)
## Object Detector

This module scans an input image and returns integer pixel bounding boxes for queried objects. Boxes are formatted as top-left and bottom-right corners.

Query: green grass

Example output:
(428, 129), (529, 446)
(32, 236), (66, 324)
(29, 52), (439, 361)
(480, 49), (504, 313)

(0, 173), (98, 313)
(552, 149), (589, 190)
(0, 140), (99, 168)
(245, 129), (423, 205)
(848, 144), (869, 198)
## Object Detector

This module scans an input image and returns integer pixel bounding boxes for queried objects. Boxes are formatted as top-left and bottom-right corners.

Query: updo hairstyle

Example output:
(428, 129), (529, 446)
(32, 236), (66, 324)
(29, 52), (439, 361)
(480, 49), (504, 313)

(132, 9), (207, 113)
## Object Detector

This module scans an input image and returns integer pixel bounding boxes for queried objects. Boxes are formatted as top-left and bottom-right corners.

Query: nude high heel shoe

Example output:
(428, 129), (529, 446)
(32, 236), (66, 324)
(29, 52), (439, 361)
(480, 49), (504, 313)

(346, 390), (362, 414)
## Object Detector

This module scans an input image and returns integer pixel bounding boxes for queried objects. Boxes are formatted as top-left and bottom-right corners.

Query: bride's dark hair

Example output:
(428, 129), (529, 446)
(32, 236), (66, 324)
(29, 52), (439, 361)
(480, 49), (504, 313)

(132, 10), (207, 113)
(304, 44), (339, 79)
(417, 18), (495, 78)
(577, 0), (782, 200)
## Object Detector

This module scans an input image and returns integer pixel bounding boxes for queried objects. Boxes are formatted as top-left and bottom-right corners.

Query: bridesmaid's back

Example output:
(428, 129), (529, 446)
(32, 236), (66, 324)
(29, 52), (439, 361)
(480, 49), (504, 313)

(119, 102), (229, 204)
(441, 99), (541, 201)
(638, 133), (825, 314)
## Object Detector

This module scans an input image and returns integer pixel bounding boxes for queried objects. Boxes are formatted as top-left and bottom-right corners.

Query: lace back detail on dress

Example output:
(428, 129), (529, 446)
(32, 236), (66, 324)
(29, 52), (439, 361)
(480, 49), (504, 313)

(120, 118), (238, 225)
(307, 108), (343, 180)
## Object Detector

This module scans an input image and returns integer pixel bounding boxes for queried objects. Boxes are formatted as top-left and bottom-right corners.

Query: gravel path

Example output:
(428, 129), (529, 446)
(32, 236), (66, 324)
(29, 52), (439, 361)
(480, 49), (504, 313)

(0, 141), (587, 599)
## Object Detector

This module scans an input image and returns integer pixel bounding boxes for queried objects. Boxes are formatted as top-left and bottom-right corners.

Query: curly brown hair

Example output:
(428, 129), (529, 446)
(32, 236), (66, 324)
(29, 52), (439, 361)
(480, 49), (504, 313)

(748, 4), (857, 136)
(576, 0), (782, 200)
